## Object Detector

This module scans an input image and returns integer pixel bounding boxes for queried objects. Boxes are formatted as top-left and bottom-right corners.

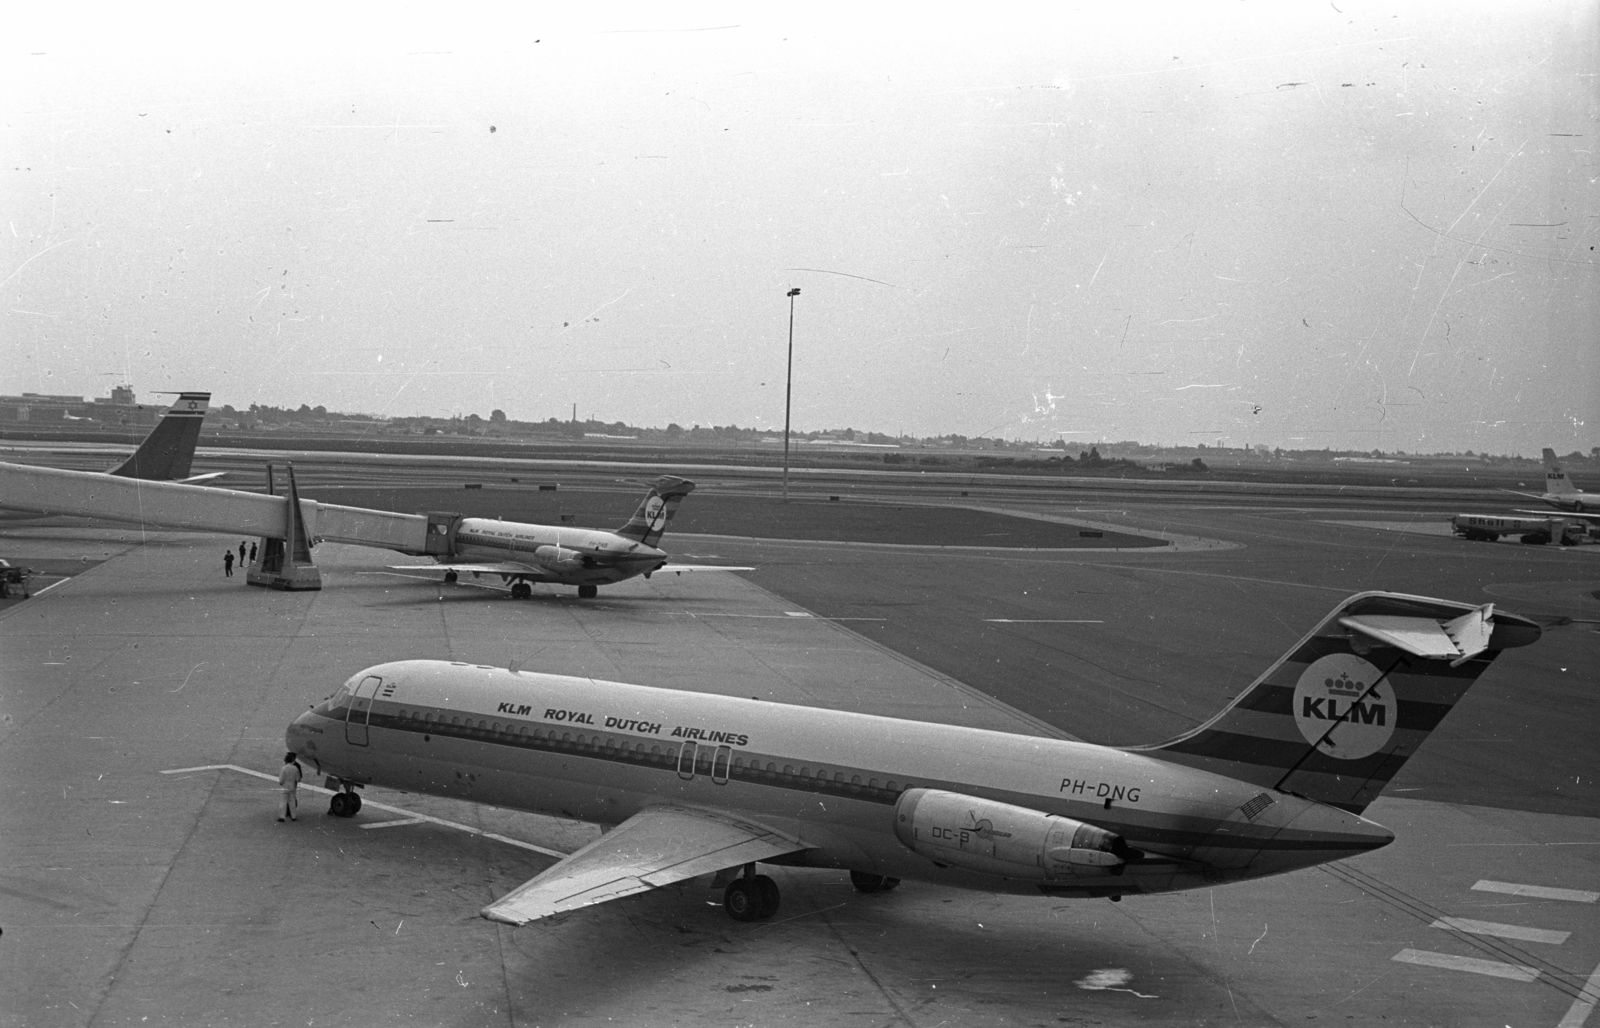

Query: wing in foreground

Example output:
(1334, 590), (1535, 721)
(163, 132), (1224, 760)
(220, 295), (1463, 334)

(481, 805), (807, 926)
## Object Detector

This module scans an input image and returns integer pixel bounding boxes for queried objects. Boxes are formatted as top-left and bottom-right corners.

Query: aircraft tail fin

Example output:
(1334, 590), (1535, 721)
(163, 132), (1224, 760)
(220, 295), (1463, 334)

(1544, 448), (1577, 496)
(1127, 592), (1540, 813)
(613, 476), (695, 547)
(108, 392), (211, 481)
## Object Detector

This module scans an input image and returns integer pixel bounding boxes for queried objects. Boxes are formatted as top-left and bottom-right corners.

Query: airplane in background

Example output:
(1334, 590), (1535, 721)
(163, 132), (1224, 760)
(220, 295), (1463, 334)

(386, 476), (744, 599)
(0, 392), (221, 521)
(1511, 448), (1600, 519)
(287, 591), (1538, 926)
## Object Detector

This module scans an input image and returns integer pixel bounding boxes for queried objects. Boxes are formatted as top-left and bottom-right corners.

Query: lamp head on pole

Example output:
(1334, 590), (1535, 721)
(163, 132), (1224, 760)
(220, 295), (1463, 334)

(787, 288), (801, 297)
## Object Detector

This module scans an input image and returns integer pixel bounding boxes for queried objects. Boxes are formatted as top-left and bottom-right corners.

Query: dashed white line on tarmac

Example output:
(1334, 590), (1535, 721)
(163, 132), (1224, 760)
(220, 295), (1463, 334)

(1473, 880), (1599, 903)
(361, 818), (428, 830)
(1430, 917), (1571, 945)
(1391, 948), (1539, 981)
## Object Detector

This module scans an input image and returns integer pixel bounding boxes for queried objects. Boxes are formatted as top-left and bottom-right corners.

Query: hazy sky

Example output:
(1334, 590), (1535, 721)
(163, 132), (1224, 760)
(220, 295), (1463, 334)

(4, 3), (1596, 453)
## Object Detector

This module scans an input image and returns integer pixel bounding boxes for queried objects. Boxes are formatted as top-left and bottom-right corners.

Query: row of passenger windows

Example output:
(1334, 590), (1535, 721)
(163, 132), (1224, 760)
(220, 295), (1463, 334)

(391, 707), (908, 794)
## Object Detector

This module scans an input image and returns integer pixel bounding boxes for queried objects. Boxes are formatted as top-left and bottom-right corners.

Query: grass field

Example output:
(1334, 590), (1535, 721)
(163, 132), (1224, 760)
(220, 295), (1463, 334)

(305, 486), (1167, 548)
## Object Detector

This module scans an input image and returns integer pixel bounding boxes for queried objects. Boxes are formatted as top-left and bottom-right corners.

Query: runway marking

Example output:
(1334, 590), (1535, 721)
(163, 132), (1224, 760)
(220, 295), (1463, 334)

(1391, 948), (1539, 981)
(984, 619), (1105, 624)
(1558, 958), (1600, 1028)
(161, 764), (568, 858)
(1473, 880), (1599, 904)
(1430, 918), (1571, 945)
(361, 818), (428, 830)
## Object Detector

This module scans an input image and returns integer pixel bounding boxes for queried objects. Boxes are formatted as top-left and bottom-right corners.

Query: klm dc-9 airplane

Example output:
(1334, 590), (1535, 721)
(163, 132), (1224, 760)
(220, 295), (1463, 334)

(286, 592), (1538, 926)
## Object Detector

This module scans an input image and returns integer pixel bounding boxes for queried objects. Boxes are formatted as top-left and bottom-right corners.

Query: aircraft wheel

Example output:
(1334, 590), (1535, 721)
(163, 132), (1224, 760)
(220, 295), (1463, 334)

(752, 874), (780, 919)
(850, 870), (887, 893)
(444, 571), (458, 583)
(345, 792), (362, 814)
(328, 792), (356, 818)
(578, 585), (598, 599)
(724, 879), (761, 922)
(510, 582), (532, 599)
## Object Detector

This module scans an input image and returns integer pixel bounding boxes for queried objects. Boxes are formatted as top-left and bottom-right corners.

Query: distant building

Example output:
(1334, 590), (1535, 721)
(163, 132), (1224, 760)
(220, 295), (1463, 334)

(0, 386), (161, 427)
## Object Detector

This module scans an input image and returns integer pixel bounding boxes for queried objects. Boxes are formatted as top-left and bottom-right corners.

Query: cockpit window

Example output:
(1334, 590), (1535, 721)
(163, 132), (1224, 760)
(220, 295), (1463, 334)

(313, 678), (359, 716)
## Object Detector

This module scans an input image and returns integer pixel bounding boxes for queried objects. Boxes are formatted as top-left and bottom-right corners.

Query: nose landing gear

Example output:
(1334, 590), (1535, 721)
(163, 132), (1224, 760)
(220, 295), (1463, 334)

(328, 787), (363, 818)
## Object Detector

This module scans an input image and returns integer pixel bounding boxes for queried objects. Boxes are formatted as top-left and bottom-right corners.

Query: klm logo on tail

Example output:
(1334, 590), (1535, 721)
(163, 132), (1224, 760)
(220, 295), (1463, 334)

(1292, 654), (1394, 759)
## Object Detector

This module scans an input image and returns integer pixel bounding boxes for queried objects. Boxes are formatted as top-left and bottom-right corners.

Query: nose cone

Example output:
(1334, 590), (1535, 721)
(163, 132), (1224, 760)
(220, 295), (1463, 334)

(285, 710), (316, 758)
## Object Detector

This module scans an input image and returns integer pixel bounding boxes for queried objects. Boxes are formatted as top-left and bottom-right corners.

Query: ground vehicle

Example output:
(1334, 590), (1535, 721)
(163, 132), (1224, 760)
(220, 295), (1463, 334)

(0, 558), (33, 598)
(1451, 514), (1584, 545)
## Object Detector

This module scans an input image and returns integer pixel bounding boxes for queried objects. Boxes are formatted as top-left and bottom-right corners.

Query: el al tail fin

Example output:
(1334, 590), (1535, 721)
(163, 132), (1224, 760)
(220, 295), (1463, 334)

(1127, 592), (1540, 813)
(1544, 448), (1577, 496)
(108, 392), (210, 480)
(614, 476), (695, 547)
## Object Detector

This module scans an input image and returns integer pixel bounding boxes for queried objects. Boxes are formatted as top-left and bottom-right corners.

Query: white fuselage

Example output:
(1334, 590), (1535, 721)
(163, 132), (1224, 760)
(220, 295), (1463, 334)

(1537, 490), (1600, 513)
(286, 661), (1390, 900)
(450, 519), (667, 585)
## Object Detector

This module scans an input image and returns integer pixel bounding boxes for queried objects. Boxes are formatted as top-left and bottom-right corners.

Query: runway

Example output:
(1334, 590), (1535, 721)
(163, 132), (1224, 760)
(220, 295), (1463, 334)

(1, 470), (1596, 1027)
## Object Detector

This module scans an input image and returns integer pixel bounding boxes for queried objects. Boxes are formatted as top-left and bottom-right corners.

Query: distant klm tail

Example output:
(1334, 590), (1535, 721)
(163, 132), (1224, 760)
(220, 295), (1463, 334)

(108, 392), (210, 481)
(1543, 448), (1577, 496)
(1128, 592), (1540, 813)
(614, 476), (695, 547)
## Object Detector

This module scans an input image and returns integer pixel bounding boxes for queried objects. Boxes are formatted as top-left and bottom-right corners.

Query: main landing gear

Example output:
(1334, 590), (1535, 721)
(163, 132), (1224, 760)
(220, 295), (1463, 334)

(723, 866), (780, 922)
(577, 585), (598, 599)
(509, 582), (533, 600)
(850, 871), (901, 894)
(327, 786), (362, 818)
(443, 570), (459, 583)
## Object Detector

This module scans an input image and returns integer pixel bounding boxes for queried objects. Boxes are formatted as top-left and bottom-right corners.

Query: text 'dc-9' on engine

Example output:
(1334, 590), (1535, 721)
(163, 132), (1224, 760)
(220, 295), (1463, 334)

(893, 788), (1130, 880)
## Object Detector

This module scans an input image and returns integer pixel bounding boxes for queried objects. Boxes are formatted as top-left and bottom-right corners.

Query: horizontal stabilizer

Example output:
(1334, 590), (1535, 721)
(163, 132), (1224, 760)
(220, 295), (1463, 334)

(481, 805), (806, 926)
(1339, 603), (1494, 664)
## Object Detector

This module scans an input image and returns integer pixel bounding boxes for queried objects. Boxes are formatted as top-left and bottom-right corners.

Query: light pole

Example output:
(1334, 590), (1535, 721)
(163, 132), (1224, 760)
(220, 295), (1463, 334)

(782, 287), (800, 501)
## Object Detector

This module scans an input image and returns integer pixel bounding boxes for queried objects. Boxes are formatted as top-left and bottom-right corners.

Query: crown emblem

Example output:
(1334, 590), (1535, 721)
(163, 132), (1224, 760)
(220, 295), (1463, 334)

(1324, 672), (1365, 697)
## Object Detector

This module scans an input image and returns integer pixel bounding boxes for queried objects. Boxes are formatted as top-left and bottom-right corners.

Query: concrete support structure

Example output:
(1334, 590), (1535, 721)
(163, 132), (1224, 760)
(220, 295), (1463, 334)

(246, 464), (321, 590)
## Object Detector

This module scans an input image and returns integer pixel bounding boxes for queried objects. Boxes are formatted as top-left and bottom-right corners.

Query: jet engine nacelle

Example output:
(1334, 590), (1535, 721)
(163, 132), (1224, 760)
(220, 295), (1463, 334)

(532, 545), (586, 572)
(893, 788), (1128, 880)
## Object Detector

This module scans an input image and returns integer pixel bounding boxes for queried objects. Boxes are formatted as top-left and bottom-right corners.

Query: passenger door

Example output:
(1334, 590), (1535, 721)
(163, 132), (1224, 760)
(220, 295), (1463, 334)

(346, 675), (382, 746)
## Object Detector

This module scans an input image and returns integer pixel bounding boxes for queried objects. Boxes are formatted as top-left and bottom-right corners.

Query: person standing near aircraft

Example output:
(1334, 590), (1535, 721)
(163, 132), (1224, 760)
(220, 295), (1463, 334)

(277, 752), (302, 822)
(239, 541), (247, 565)
(249, 541), (257, 563)
(223, 550), (234, 577)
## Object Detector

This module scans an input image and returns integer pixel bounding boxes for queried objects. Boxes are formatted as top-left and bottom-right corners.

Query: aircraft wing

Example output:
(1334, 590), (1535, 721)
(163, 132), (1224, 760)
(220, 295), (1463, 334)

(1513, 507), (1600, 523)
(654, 564), (756, 573)
(387, 561), (543, 576)
(480, 805), (808, 926)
